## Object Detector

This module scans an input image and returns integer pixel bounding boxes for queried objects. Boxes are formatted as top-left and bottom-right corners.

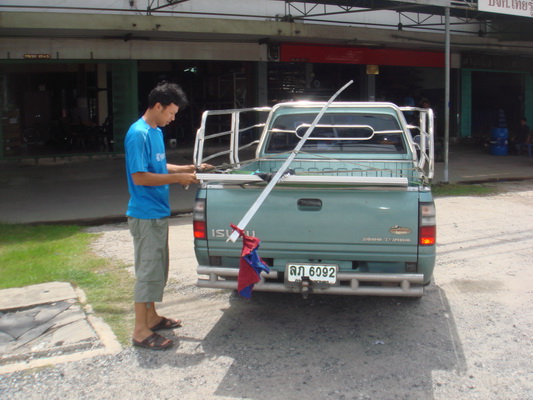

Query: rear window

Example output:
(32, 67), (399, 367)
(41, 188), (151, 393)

(265, 112), (405, 154)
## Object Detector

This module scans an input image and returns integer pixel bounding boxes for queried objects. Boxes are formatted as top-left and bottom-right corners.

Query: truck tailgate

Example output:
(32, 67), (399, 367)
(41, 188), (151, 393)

(205, 186), (419, 263)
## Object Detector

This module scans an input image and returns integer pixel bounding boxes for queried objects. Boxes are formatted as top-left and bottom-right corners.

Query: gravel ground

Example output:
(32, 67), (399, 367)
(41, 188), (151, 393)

(1, 181), (532, 400)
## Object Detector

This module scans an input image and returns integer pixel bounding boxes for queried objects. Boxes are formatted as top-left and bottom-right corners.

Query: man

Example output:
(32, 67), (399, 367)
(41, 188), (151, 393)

(125, 82), (209, 350)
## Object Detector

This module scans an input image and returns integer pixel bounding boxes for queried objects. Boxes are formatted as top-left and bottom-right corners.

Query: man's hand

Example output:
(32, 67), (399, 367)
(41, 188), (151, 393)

(196, 163), (215, 172)
(174, 172), (198, 186)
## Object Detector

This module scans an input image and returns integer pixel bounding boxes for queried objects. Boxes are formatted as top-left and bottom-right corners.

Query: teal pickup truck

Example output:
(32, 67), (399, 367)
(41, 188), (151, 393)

(192, 101), (436, 297)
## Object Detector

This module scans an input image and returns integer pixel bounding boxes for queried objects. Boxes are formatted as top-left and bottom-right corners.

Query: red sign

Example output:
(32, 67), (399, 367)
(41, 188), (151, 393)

(280, 43), (444, 68)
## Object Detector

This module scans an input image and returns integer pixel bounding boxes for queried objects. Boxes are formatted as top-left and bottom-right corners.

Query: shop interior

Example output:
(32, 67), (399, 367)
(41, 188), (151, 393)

(470, 71), (524, 144)
(1, 60), (448, 159)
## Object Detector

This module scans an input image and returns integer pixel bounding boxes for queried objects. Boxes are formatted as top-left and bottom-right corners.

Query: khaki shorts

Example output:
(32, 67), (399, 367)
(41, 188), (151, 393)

(128, 217), (169, 303)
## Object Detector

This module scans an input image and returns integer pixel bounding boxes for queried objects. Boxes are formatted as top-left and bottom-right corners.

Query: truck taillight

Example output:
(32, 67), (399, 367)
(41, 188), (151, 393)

(419, 202), (436, 246)
(193, 221), (207, 239)
(193, 199), (207, 240)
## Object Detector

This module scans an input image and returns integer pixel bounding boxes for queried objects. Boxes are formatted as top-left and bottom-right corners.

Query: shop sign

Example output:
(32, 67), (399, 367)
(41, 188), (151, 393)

(462, 53), (533, 71)
(280, 43), (444, 68)
(478, 0), (533, 17)
(23, 54), (51, 59)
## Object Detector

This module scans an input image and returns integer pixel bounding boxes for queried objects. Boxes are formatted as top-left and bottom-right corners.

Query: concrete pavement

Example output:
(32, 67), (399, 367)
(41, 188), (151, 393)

(433, 145), (533, 184)
(0, 149), (198, 225)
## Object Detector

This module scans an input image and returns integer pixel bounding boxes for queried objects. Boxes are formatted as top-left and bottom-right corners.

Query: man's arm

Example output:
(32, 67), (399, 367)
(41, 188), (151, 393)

(132, 171), (197, 186)
(166, 163), (214, 173)
(167, 164), (195, 174)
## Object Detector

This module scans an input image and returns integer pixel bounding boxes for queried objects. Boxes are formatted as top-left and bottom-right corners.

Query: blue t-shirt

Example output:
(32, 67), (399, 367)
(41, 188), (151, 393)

(125, 118), (170, 219)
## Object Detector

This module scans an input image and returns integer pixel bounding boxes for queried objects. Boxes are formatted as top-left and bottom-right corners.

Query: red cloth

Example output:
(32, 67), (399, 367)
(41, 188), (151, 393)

(230, 224), (270, 299)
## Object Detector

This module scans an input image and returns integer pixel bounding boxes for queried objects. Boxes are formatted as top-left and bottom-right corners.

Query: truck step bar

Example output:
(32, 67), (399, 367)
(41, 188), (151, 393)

(197, 266), (424, 297)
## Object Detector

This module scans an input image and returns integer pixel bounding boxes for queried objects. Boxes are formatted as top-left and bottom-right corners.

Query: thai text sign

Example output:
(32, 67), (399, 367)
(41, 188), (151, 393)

(478, 0), (533, 17)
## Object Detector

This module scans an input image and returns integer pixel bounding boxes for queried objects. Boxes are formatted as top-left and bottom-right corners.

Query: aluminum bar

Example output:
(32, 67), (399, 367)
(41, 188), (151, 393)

(197, 173), (408, 186)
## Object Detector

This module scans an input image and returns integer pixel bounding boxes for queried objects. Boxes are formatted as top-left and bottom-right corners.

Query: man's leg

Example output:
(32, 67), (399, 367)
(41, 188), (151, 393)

(133, 302), (152, 342)
(129, 217), (173, 347)
(145, 302), (166, 329)
(132, 302), (172, 349)
(133, 302), (170, 341)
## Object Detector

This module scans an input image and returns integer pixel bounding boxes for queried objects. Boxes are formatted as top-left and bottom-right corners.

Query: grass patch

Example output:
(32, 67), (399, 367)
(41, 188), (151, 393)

(0, 224), (134, 345)
(431, 183), (499, 197)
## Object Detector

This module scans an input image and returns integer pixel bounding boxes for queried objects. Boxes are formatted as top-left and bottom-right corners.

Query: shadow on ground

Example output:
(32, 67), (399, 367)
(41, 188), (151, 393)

(188, 285), (466, 400)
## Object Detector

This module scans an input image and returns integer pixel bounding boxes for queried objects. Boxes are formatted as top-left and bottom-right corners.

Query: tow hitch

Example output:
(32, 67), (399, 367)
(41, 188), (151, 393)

(300, 276), (312, 299)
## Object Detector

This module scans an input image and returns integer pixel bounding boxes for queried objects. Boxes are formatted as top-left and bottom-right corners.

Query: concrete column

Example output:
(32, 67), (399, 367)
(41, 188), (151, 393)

(525, 73), (533, 124)
(256, 61), (268, 106)
(460, 69), (472, 138)
(97, 63), (108, 126)
(367, 74), (375, 101)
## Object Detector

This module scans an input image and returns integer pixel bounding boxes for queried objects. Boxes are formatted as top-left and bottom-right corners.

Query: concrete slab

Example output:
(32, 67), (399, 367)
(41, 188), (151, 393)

(0, 282), (122, 374)
(0, 282), (77, 311)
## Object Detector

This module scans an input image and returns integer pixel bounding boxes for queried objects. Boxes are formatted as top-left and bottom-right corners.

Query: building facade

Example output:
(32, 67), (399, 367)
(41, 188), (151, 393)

(1, 1), (532, 159)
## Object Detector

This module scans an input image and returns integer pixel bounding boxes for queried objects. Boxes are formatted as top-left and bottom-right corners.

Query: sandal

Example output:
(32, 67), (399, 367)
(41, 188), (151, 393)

(132, 332), (173, 350)
(150, 316), (182, 331)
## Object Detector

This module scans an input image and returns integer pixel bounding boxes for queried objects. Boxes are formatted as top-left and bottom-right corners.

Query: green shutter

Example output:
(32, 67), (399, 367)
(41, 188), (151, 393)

(111, 61), (138, 153)
(460, 70), (472, 139)
(525, 73), (533, 125)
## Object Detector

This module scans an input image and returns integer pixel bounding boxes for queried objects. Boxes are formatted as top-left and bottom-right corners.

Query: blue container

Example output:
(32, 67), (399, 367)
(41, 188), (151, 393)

(490, 127), (508, 156)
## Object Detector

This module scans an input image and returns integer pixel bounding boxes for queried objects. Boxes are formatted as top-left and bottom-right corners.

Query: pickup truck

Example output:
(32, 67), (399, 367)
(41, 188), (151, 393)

(192, 101), (436, 297)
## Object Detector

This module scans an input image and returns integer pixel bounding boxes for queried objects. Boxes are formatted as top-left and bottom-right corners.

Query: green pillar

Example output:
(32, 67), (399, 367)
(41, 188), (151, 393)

(460, 69), (472, 139)
(0, 118), (4, 159)
(112, 61), (138, 153)
(525, 73), (533, 125)
(255, 61), (268, 107)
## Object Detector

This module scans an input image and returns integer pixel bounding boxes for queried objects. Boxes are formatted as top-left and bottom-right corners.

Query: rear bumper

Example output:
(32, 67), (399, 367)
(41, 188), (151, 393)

(197, 266), (425, 297)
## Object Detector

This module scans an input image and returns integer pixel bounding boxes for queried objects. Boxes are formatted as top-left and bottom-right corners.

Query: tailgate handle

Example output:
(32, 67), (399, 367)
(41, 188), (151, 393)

(297, 198), (322, 211)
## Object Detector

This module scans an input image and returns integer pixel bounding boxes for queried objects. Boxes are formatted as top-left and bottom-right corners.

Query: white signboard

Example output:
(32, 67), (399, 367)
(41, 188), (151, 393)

(389, 0), (452, 6)
(478, 0), (533, 17)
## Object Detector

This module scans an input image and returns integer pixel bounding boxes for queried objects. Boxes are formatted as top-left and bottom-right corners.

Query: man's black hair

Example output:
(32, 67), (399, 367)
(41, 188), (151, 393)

(148, 81), (188, 109)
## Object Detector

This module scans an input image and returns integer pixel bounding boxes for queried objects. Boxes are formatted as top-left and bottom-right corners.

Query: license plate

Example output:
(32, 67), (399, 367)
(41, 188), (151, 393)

(286, 264), (338, 284)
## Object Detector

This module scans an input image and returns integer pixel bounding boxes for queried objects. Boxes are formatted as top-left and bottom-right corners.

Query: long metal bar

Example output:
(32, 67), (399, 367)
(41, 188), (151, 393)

(227, 80), (353, 243)
(197, 173), (408, 186)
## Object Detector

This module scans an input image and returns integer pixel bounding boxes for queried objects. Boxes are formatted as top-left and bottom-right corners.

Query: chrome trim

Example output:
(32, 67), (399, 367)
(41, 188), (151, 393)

(197, 266), (425, 297)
